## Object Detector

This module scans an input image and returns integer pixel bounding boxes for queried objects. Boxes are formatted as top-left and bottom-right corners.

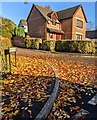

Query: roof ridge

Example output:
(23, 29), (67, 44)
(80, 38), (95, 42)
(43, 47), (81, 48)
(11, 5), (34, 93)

(57, 4), (81, 13)
(34, 4), (52, 11)
(33, 4), (53, 20)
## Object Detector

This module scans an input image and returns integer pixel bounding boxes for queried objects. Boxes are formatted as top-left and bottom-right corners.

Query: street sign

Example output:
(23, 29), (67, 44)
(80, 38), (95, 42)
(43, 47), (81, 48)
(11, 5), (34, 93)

(4, 47), (17, 74)
(9, 47), (17, 53)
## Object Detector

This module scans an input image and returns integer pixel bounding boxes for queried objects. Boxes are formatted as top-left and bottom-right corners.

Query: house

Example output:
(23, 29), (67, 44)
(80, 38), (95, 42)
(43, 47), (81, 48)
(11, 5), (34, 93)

(57, 4), (87, 40)
(18, 19), (28, 33)
(86, 30), (97, 42)
(27, 4), (64, 41)
(27, 4), (87, 41)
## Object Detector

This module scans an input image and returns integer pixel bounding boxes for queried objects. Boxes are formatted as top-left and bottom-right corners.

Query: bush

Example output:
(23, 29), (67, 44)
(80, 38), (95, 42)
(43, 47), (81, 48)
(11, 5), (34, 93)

(41, 40), (55, 51)
(31, 40), (39, 49)
(94, 42), (97, 53)
(55, 40), (95, 54)
(25, 37), (40, 49)
(55, 41), (63, 52)
(35, 38), (42, 44)
(25, 38), (32, 48)
(1, 37), (12, 54)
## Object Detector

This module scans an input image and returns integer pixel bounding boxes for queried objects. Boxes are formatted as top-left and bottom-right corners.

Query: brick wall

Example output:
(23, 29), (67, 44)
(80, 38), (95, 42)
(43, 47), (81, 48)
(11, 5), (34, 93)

(59, 7), (86, 40)
(60, 18), (72, 39)
(12, 36), (25, 47)
(72, 7), (86, 40)
(27, 7), (46, 40)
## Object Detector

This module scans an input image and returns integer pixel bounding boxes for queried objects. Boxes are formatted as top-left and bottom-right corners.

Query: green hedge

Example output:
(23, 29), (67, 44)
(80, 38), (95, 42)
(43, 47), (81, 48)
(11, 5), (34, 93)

(40, 40), (55, 51)
(95, 42), (97, 53)
(25, 37), (42, 49)
(55, 40), (95, 54)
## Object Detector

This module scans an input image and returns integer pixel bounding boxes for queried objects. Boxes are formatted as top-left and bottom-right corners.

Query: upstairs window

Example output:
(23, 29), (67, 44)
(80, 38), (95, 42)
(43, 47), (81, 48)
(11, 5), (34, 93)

(76, 34), (82, 40)
(76, 19), (83, 28)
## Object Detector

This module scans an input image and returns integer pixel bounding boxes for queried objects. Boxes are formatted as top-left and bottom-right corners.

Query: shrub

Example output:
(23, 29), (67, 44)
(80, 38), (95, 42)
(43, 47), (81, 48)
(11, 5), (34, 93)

(31, 40), (39, 49)
(55, 41), (63, 52)
(94, 42), (97, 53)
(41, 40), (55, 51)
(25, 38), (32, 48)
(1, 37), (12, 54)
(55, 40), (95, 54)
(35, 38), (42, 44)
(25, 37), (40, 49)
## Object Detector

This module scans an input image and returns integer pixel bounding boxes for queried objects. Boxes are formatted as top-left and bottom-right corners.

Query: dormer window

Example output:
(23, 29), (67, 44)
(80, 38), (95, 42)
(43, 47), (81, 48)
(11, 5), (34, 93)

(52, 19), (56, 25)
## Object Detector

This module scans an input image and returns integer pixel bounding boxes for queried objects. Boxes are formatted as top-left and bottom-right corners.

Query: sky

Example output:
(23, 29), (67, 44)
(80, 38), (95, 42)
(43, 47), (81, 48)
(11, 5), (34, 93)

(1, 1), (96, 29)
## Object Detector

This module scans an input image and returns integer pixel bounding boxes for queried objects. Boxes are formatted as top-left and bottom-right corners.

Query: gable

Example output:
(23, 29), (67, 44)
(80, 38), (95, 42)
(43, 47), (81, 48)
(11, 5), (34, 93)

(73, 5), (87, 22)
(57, 5), (80, 21)
(27, 4), (53, 21)
(51, 12), (58, 20)
(27, 5), (44, 21)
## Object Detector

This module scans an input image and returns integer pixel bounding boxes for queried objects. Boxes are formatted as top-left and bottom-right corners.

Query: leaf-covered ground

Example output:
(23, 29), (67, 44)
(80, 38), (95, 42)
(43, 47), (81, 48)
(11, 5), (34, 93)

(1, 49), (97, 119)
(1, 55), (55, 119)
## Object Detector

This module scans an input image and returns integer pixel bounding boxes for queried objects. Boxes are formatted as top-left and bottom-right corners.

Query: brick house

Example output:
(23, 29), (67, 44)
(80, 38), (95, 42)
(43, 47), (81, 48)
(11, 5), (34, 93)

(27, 4), (87, 41)
(57, 4), (87, 40)
(27, 4), (64, 41)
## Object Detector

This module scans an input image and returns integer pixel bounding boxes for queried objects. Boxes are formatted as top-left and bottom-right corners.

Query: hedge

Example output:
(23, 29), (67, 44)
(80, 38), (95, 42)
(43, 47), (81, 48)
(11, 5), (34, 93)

(95, 42), (97, 53)
(25, 37), (42, 49)
(40, 40), (55, 51)
(55, 40), (95, 54)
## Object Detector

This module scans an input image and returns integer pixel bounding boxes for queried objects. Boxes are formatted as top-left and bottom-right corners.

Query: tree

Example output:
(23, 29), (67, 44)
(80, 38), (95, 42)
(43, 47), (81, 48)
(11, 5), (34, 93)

(86, 21), (95, 30)
(1, 17), (16, 39)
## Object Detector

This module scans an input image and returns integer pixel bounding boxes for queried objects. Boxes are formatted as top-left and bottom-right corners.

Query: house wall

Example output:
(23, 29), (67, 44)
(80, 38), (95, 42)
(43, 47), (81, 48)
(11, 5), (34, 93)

(47, 21), (61, 30)
(46, 17), (62, 41)
(27, 6), (46, 39)
(72, 7), (86, 40)
(46, 32), (61, 41)
(60, 18), (72, 39)
(46, 33), (57, 41)
(24, 26), (28, 33)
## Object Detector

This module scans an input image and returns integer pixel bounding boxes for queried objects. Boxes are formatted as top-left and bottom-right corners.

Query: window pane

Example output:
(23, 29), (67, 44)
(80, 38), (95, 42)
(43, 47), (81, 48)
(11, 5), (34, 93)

(76, 34), (82, 40)
(50, 33), (53, 38)
(76, 19), (83, 28)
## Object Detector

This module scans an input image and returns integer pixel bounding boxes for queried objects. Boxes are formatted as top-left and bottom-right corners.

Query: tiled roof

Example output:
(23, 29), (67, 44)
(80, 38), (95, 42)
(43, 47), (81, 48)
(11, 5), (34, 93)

(57, 5), (80, 21)
(47, 27), (64, 34)
(27, 4), (87, 22)
(34, 4), (53, 20)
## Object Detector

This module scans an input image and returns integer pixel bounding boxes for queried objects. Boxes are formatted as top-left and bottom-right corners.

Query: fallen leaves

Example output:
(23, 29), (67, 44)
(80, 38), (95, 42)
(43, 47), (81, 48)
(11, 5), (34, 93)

(1, 53), (97, 119)
(2, 74), (55, 119)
